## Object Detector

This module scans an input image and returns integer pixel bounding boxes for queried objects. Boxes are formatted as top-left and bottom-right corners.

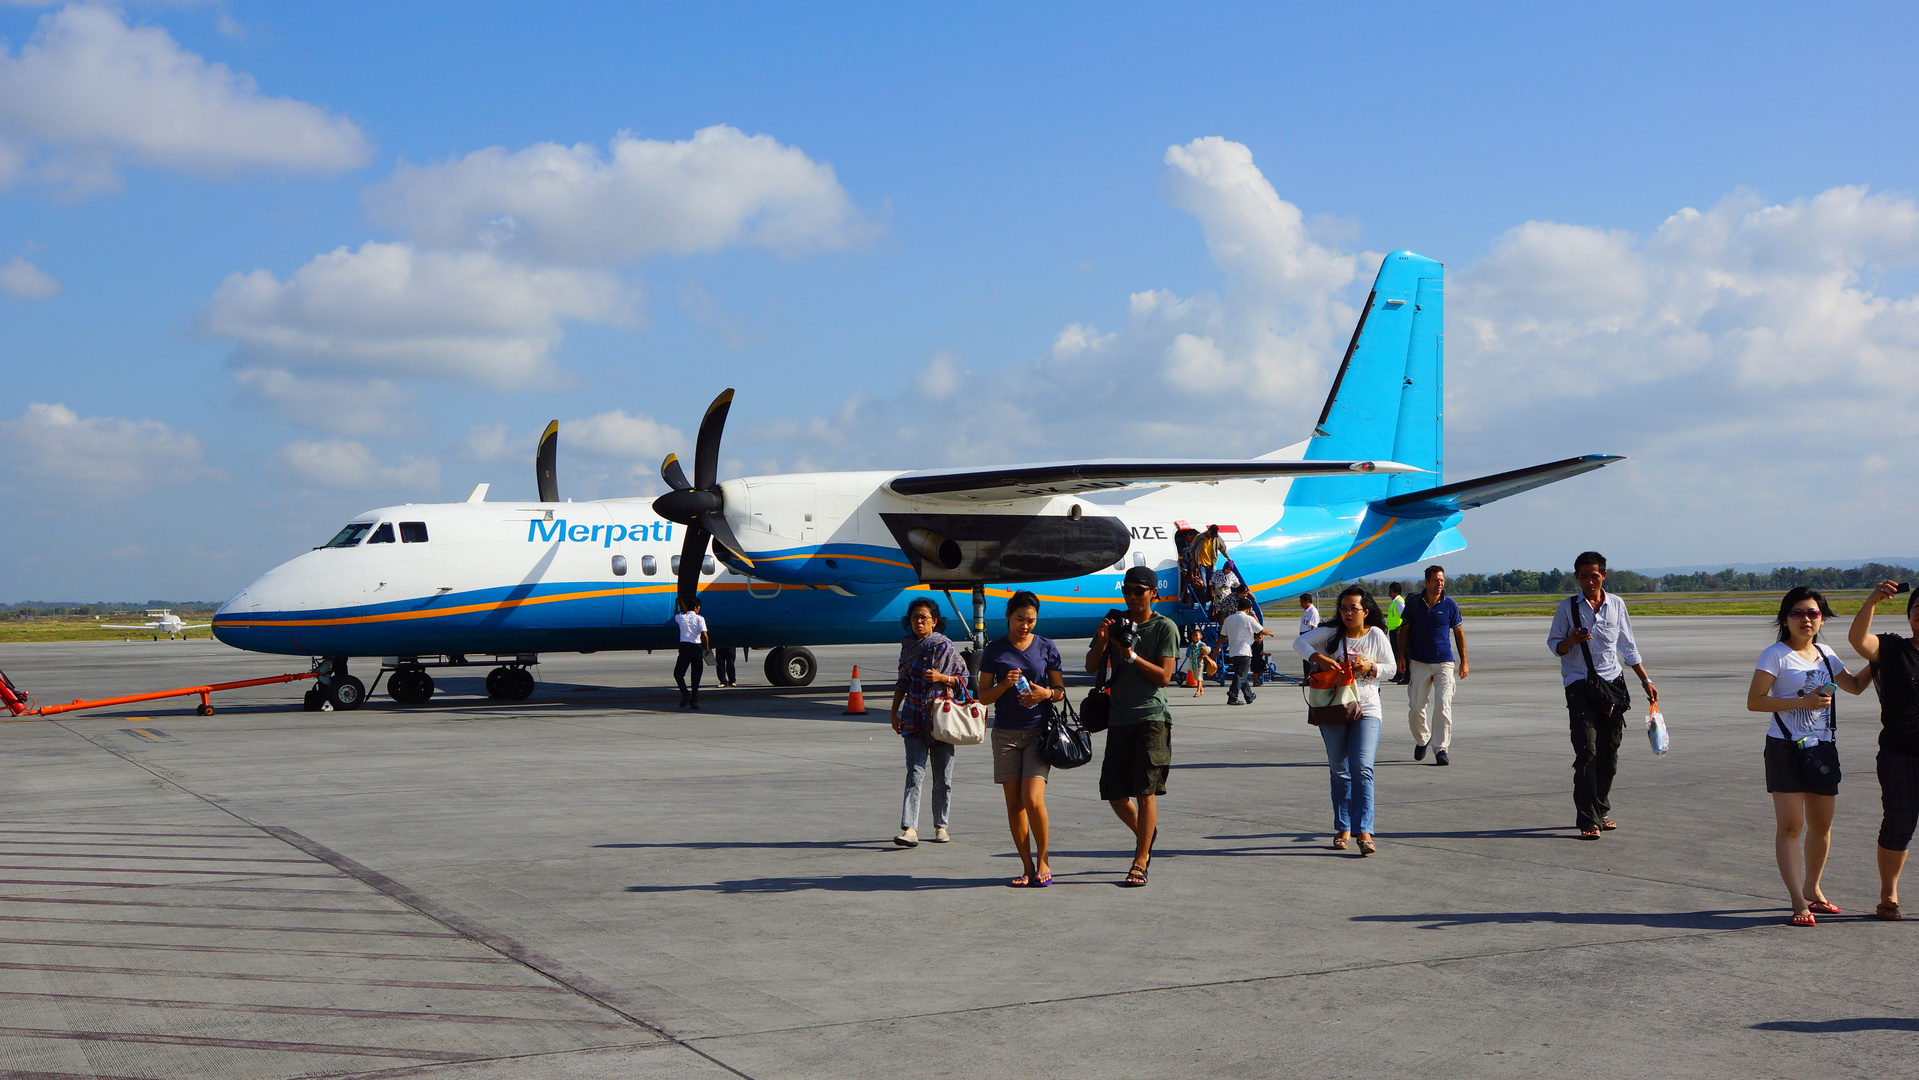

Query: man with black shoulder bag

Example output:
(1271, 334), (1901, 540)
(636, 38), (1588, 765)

(1547, 551), (1659, 841)
(1085, 565), (1179, 888)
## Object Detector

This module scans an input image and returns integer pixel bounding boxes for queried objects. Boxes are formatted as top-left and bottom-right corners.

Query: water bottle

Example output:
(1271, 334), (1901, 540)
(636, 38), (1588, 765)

(1014, 671), (1032, 696)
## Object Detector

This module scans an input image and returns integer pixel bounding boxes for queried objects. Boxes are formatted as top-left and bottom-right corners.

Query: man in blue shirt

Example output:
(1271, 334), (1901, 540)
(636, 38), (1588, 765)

(1547, 551), (1659, 840)
(1399, 565), (1469, 765)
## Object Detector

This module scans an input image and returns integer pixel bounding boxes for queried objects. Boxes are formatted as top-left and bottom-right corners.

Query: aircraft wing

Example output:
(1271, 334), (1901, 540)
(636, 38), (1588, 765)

(97, 623), (158, 630)
(1374, 454), (1624, 518)
(885, 458), (1424, 502)
(178, 624), (211, 631)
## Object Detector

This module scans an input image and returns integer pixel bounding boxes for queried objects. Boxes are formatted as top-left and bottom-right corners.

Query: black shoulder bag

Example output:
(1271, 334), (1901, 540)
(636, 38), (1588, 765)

(1568, 593), (1631, 712)
(1040, 694), (1095, 769)
(1079, 646), (1112, 733)
(1773, 653), (1841, 787)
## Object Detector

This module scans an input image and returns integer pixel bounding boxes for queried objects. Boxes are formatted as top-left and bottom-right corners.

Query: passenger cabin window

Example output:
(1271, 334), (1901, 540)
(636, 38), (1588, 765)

(703, 555), (716, 575)
(610, 555), (627, 577)
(641, 555), (657, 576)
(367, 523), (396, 544)
(324, 522), (374, 547)
(399, 521), (429, 543)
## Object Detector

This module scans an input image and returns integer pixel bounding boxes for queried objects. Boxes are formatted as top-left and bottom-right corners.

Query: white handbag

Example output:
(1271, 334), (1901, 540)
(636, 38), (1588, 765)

(927, 688), (987, 745)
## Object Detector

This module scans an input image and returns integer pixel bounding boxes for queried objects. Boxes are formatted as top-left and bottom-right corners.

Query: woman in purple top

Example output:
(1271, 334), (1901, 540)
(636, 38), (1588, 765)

(889, 596), (970, 848)
(977, 591), (1066, 887)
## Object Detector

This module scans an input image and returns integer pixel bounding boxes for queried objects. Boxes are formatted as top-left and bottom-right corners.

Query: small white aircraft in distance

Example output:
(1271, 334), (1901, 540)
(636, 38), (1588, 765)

(214, 251), (1622, 710)
(99, 610), (211, 640)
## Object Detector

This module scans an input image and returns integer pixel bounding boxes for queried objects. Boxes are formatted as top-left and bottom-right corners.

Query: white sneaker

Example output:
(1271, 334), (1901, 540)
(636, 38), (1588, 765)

(932, 827), (951, 843)
(894, 828), (918, 847)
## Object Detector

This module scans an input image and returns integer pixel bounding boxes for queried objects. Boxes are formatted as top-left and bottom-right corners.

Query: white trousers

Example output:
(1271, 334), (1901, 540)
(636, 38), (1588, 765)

(1406, 660), (1456, 751)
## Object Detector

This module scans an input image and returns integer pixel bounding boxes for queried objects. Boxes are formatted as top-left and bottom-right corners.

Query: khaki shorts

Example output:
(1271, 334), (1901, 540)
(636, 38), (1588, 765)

(991, 727), (1052, 784)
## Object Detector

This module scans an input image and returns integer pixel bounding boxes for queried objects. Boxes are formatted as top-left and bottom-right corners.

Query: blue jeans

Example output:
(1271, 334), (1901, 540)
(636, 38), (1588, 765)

(1227, 655), (1255, 703)
(901, 733), (954, 831)
(1319, 713), (1381, 835)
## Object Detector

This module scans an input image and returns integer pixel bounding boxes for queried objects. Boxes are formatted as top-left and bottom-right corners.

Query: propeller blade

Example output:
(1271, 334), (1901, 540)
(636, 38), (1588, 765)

(660, 452), (691, 493)
(701, 509), (754, 568)
(536, 420), (559, 502)
(675, 521), (710, 612)
(692, 388), (734, 491)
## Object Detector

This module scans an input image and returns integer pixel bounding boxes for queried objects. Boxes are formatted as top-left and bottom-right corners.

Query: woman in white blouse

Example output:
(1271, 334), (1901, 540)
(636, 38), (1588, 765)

(1295, 586), (1397, 855)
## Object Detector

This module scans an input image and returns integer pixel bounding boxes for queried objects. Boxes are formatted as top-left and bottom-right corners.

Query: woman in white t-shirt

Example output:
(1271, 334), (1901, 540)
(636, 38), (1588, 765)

(1295, 586), (1397, 856)
(1747, 587), (1871, 925)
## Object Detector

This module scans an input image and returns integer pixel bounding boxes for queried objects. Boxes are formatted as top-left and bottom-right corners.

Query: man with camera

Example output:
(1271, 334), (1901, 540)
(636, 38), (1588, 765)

(1548, 551), (1659, 840)
(1086, 565), (1180, 887)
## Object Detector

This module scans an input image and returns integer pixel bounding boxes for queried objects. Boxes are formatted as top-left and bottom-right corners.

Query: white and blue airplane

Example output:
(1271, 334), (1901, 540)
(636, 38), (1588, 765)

(212, 251), (1620, 710)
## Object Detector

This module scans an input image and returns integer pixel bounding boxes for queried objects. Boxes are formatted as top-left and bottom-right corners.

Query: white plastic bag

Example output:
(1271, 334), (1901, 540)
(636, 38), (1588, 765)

(1646, 706), (1670, 755)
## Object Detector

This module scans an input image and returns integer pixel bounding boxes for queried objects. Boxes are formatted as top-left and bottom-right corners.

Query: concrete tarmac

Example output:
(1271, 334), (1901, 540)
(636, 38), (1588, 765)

(2, 615), (1915, 1079)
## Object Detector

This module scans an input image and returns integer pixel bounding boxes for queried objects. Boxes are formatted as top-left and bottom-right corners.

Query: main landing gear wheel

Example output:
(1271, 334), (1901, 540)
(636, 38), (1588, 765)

(487, 666), (535, 700)
(763, 646), (817, 688)
(388, 668), (435, 705)
(325, 676), (366, 711)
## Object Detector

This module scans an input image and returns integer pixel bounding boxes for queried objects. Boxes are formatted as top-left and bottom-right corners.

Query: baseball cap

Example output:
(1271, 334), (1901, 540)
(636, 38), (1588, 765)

(1122, 565), (1159, 591)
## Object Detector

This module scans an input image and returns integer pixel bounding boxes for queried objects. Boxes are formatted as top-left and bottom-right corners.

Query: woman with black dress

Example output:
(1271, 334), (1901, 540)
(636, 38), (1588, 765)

(1848, 579), (1919, 921)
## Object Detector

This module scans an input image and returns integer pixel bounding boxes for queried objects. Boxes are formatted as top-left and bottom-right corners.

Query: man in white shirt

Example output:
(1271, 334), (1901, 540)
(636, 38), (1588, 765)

(1221, 596), (1271, 705)
(1546, 552), (1659, 839)
(1298, 593), (1321, 679)
(673, 599), (712, 709)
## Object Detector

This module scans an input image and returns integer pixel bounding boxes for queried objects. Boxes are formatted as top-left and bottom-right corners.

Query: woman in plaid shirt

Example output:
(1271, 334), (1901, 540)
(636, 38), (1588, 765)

(890, 596), (971, 847)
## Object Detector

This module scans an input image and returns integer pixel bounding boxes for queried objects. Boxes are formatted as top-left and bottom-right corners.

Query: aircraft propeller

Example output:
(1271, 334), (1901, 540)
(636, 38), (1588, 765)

(536, 420), (559, 502)
(652, 389), (753, 611)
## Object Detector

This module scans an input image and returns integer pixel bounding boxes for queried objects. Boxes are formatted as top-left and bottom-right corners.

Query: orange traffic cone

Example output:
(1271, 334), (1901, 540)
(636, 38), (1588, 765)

(1185, 667), (1200, 688)
(843, 666), (868, 715)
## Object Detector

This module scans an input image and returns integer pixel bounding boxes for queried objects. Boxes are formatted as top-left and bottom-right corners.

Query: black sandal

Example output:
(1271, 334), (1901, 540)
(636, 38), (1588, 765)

(1121, 863), (1149, 887)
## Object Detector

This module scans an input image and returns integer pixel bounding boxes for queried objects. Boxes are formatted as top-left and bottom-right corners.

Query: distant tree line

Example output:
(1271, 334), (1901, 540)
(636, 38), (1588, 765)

(1332, 563), (1919, 597)
(0, 601), (221, 618)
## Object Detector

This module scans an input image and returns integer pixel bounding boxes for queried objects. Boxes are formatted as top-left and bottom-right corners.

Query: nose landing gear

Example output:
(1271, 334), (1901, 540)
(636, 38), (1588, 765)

(308, 658), (366, 711)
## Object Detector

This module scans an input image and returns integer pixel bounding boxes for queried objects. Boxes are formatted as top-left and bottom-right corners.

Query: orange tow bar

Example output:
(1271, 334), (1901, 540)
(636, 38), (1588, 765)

(3, 671), (317, 722)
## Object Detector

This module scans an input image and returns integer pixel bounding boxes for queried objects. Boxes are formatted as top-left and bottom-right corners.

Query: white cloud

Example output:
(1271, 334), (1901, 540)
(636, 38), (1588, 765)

(763, 137), (1367, 469)
(366, 125), (872, 263)
(0, 4), (370, 193)
(275, 439), (439, 491)
(457, 422), (518, 464)
(0, 401), (212, 496)
(202, 242), (635, 388)
(565, 409), (684, 461)
(0, 255), (59, 297)
(231, 367), (416, 435)
(1450, 185), (1919, 422)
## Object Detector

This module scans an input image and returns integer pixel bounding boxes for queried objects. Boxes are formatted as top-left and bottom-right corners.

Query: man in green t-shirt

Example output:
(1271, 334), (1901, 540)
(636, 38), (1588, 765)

(1386, 581), (1408, 684)
(1085, 564), (1179, 888)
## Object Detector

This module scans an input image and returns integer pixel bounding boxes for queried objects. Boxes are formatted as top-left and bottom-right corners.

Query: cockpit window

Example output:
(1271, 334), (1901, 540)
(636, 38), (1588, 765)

(367, 523), (396, 544)
(399, 521), (428, 543)
(324, 522), (374, 548)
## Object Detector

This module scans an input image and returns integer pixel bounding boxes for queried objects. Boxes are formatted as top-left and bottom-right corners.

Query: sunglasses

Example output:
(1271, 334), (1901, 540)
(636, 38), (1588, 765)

(1122, 585), (1151, 595)
(1789, 608), (1825, 619)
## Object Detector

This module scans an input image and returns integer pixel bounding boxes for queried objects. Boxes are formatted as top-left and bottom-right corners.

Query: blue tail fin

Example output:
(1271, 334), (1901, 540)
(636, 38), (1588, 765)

(1289, 251), (1443, 506)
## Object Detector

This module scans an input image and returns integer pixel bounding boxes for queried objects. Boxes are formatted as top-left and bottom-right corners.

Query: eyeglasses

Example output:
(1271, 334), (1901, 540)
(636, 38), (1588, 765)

(1789, 608), (1824, 620)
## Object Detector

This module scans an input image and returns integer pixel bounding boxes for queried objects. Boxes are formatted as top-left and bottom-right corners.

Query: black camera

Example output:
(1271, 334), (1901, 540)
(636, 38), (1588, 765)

(1104, 609), (1137, 651)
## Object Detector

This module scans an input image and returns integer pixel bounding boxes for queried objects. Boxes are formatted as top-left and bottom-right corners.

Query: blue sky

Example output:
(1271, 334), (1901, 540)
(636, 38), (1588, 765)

(3, 2), (1918, 599)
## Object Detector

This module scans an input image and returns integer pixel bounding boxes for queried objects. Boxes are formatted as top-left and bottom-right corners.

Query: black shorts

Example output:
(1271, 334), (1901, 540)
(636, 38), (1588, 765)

(1100, 720), (1171, 801)
(1879, 749), (1919, 851)
(1765, 736), (1838, 797)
